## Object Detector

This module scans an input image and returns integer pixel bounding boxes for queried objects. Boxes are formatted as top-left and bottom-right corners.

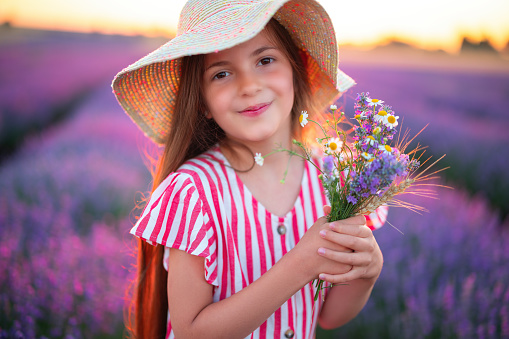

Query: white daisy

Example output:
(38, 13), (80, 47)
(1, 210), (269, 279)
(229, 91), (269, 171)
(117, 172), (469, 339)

(354, 112), (368, 120)
(366, 98), (384, 107)
(374, 110), (388, 124)
(364, 135), (377, 146)
(384, 114), (399, 129)
(379, 144), (393, 155)
(299, 111), (309, 127)
(361, 152), (375, 162)
(254, 153), (264, 166)
(324, 138), (342, 154)
(330, 104), (337, 111)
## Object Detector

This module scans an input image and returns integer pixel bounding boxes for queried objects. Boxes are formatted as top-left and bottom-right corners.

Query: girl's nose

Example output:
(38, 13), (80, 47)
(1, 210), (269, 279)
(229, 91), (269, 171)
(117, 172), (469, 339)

(238, 72), (262, 96)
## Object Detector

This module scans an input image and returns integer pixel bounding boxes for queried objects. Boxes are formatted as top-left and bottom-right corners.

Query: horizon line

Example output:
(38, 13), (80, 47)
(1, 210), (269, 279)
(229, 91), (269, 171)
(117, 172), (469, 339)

(1, 21), (507, 55)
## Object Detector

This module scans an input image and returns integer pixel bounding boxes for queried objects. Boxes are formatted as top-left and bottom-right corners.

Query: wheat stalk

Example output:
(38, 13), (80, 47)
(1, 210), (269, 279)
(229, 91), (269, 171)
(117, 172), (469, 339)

(356, 178), (415, 215)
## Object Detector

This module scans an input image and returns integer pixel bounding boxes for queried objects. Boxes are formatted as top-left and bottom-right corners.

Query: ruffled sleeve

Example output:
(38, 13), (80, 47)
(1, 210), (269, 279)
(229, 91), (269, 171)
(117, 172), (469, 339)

(365, 205), (388, 230)
(130, 172), (216, 265)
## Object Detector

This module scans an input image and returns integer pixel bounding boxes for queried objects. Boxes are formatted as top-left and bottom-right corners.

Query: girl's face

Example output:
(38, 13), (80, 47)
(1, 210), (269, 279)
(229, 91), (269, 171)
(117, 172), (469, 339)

(202, 30), (295, 147)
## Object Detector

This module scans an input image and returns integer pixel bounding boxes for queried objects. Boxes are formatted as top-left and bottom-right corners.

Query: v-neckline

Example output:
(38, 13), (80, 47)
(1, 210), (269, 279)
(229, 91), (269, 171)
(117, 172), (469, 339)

(212, 147), (308, 219)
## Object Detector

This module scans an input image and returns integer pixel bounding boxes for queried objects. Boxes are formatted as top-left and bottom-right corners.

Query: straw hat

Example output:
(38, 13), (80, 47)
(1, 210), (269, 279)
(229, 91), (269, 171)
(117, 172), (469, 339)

(112, 0), (355, 145)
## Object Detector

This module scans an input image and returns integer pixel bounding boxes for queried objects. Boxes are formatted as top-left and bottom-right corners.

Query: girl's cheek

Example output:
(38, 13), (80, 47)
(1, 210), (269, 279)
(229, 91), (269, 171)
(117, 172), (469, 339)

(205, 89), (234, 116)
(271, 70), (294, 92)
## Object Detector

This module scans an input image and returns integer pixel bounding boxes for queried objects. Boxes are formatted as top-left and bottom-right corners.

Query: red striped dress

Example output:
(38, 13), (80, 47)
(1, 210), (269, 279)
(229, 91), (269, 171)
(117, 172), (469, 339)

(130, 146), (387, 339)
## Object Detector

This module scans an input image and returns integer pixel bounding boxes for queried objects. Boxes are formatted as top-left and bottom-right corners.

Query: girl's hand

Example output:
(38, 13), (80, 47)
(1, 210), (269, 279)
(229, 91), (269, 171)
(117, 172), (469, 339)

(317, 213), (383, 284)
(293, 207), (354, 281)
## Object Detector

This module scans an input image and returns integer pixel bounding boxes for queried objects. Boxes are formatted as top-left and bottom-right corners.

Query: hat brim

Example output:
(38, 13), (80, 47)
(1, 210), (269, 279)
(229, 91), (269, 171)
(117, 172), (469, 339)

(112, 0), (355, 144)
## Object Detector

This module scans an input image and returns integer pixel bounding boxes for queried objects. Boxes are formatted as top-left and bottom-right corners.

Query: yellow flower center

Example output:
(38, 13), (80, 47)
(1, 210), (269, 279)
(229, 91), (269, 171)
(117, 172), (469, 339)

(373, 127), (381, 134)
(384, 145), (392, 152)
(329, 142), (338, 151)
(355, 114), (361, 119)
(378, 110), (387, 116)
(372, 99), (379, 103)
(299, 115), (304, 123)
(387, 115), (396, 124)
(368, 158), (375, 162)
(367, 136), (375, 141)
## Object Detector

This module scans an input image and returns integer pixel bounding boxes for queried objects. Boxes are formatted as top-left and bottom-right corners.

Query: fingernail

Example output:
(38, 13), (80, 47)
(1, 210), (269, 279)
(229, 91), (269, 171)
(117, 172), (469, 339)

(319, 274), (326, 280)
(319, 230), (326, 238)
(329, 223), (335, 230)
(318, 248), (325, 255)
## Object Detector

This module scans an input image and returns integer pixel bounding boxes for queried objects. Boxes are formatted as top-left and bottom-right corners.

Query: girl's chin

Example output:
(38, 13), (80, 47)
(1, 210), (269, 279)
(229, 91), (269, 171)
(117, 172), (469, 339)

(227, 133), (290, 148)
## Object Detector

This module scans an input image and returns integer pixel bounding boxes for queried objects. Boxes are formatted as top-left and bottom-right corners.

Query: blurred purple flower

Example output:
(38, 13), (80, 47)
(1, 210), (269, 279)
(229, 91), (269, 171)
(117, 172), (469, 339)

(327, 186), (509, 338)
(340, 65), (509, 216)
(0, 83), (150, 337)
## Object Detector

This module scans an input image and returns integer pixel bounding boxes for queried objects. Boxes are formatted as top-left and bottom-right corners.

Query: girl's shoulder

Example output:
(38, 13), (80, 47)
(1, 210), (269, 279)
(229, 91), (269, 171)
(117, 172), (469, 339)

(152, 146), (227, 196)
(175, 146), (228, 182)
(178, 145), (226, 172)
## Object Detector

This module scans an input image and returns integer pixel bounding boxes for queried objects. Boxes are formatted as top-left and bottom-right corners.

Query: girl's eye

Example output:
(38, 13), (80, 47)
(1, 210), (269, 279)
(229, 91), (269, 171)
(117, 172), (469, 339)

(258, 57), (274, 66)
(213, 71), (230, 80)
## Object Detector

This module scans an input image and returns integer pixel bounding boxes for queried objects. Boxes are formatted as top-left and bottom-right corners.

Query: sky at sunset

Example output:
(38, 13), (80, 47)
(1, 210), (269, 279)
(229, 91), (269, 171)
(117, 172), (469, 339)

(1, 0), (508, 52)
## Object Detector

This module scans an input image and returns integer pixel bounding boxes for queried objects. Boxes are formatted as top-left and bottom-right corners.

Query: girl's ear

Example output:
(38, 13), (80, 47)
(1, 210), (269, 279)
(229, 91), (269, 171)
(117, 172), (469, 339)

(204, 110), (213, 119)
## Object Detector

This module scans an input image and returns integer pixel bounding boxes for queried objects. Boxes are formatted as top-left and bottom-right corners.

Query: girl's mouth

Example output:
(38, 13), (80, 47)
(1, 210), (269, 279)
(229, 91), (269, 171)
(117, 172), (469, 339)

(238, 102), (271, 117)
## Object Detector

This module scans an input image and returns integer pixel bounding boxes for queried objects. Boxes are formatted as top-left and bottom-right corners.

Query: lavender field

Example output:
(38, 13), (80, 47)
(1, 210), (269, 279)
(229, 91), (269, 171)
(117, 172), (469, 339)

(339, 50), (509, 217)
(1, 28), (508, 338)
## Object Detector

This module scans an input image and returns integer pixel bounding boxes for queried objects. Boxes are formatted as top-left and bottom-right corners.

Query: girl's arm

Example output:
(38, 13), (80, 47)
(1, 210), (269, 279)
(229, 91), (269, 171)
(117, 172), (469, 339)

(167, 213), (354, 339)
(316, 217), (384, 329)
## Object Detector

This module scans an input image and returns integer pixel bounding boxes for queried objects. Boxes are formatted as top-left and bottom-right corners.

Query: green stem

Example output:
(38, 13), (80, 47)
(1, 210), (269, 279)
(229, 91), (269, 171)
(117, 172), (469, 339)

(278, 147), (323, 174)
(309, 118), (329, 139)
(262, 150), (281, 159)
(280, 153), (293, 184)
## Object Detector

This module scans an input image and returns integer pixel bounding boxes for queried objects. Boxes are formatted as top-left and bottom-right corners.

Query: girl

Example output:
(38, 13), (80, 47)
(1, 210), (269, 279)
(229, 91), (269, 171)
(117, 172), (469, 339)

(112, 1), (387, 338)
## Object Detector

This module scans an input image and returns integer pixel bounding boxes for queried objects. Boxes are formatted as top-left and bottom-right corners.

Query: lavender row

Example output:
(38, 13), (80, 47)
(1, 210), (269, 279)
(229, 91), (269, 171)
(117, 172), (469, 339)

(339, 65), (509, 216)
(0, 30), (162, 155)
(0, 215), (135, 338)
(319, 187), (509, 338)
(0, 84), (151, 338)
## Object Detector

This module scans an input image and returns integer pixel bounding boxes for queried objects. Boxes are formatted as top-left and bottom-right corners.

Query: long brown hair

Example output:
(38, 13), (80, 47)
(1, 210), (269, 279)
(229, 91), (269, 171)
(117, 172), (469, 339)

(126, 18), (313, 339)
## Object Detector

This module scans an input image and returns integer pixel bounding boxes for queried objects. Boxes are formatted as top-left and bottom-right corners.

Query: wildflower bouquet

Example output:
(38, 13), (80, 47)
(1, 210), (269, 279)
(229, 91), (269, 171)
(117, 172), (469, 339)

(256, 92), (445, 301)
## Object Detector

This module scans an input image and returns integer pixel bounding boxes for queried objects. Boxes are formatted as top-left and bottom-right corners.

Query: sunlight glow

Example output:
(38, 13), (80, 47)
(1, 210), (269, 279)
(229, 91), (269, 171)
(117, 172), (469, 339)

(1, 0), (508, 52)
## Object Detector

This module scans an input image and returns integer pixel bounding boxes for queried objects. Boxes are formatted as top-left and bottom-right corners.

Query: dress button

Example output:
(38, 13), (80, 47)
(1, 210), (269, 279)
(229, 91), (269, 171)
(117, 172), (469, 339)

(284, 329), (294, 338)
(277, 224), (287, 235)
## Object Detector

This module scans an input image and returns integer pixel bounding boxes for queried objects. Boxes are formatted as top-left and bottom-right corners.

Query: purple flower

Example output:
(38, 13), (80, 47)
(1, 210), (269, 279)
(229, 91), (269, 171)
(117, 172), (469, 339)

(347, 152), (406, 202)
(0, 83), (146, 338)
(322, 155), (335, 175)
(347, 195), (358, 204)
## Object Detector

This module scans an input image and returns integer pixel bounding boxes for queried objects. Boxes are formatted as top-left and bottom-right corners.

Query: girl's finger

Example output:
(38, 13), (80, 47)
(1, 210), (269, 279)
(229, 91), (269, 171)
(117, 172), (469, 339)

(328, 223), (372, 238)
(323, 205), (331, 214)
(337, 215), (366, 226)
(317, 248), (370, 267)
(318, 268), (366, 284)
(320, 231), (375, 253)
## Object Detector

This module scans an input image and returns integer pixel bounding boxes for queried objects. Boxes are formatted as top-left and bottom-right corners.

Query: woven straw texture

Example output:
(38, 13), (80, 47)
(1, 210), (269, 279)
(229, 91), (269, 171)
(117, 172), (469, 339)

(112, 0), (355, 144)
